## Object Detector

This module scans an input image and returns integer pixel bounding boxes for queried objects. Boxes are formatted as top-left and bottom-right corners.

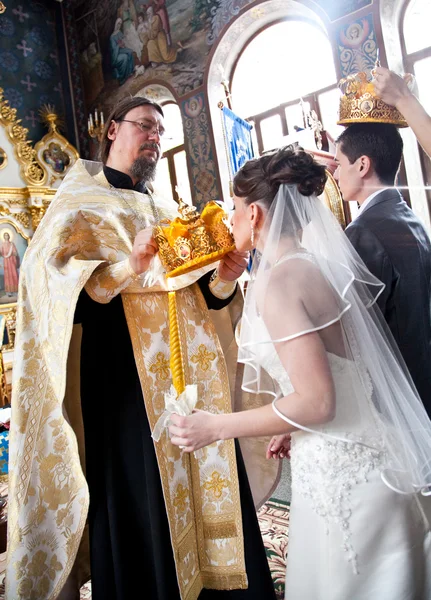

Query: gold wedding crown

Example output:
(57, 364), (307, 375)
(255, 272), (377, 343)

(337, 68), (408, 127)
(154, 199), (235, 278)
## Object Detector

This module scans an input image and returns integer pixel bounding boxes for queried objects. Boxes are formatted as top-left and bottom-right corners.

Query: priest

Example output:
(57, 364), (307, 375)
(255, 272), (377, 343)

(6, 97), (276, 600)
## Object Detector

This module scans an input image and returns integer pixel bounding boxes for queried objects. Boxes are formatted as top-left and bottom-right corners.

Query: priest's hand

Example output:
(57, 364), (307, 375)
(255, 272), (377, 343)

(130, 227), (158, 275)
(217, 250), (249, 282)
(266, 433), (291, 460)
(169, 410), (222, 452)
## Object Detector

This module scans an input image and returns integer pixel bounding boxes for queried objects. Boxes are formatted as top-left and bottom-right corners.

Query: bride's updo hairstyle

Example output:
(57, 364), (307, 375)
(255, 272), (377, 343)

(233, 145), (327, 209)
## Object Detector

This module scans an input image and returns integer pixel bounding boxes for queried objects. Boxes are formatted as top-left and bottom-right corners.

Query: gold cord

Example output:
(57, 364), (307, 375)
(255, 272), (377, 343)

(168, 291), (185, 394)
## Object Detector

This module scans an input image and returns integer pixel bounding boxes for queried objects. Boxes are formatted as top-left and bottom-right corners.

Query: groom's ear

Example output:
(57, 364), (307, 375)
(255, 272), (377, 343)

(357, 155), (372, 179)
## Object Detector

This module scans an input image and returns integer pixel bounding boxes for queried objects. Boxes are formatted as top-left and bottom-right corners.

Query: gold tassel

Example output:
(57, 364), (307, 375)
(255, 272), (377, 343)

(168, 291), (185, 394)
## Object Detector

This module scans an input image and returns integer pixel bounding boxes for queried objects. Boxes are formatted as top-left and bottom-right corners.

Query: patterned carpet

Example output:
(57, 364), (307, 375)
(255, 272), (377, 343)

(78, 499), (290, 599)
(258, 498), (289, 600)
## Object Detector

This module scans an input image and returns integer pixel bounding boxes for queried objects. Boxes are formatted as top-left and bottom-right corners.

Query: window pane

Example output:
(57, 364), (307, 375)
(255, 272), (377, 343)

(232, 20), (337, 117)
(414, 57), (431, 115)
(285, 103), (305, 134)
(156, 157), (173, 200)
(161, 103), (184, 152)
(317, 88), (344, 141)
(403, 0), (431, 55)
(260, 115), (283, 151)
(173, 151), (193, 206)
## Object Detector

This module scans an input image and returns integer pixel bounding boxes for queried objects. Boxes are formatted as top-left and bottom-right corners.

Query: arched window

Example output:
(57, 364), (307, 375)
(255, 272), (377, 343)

(402, 0), (431, 196)
(231, 19), (340, 153)
(402, 0), (431, 113)
(157, 102), (193, 205)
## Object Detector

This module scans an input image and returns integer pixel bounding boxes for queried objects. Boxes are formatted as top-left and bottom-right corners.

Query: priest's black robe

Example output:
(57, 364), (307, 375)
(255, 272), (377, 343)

(73, 167), (276, 600)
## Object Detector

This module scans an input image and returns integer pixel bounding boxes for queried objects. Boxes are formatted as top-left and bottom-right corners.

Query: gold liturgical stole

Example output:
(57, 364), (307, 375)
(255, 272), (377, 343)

(6, 159), (247, 600)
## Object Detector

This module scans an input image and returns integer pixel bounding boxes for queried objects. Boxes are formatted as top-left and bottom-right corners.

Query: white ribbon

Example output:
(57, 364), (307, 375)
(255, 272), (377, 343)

(152, 384), (198, 442)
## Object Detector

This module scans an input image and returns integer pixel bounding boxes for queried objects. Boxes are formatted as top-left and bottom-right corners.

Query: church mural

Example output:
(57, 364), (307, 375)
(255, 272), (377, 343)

(0, 0), (66, 144)
(69, 0), (270, 113)
(72, 0), (225, 113)
(335, 13), (377, 77)
(181, 92), (219, 211)
(0, 221), (28, 305)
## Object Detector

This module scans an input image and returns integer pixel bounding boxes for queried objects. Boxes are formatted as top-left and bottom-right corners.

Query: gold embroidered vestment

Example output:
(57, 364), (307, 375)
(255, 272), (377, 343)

(6, 160), (247, 600)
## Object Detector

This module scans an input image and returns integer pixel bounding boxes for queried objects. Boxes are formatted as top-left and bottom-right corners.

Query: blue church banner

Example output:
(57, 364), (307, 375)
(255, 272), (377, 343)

(0, 431), (9, 475)
(221, 106), (254, 178)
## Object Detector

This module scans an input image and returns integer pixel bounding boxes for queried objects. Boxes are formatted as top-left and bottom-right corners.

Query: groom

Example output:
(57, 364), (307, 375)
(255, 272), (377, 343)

(335, 122), (431, 416)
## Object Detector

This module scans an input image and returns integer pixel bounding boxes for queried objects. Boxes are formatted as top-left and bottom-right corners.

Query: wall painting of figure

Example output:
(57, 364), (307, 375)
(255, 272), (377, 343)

(0, 221), (29, 305)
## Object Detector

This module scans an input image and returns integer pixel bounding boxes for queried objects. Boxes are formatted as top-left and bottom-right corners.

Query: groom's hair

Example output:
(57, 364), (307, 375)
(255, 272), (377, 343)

(336, 123), (403, 186)
(100, 96), (164, 163)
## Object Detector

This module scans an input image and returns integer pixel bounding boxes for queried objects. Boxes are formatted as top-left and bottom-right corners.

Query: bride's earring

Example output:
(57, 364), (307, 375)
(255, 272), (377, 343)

(250, 224), (255, 246)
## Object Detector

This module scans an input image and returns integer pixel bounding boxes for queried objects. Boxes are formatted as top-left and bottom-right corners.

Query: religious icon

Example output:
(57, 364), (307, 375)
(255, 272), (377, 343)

(340, 19), (369, 48)
(42, 142), (71, 174)
(0, 222), (29, 305)
(0, 149), (7, 171)
(0, 315), (6, 348)
(360, 98), (374, 113)
(174, 237), (192, 260)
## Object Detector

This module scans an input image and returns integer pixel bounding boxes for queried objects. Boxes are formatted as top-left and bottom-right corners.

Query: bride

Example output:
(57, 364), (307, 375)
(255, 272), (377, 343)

(168, 145), (431, 599)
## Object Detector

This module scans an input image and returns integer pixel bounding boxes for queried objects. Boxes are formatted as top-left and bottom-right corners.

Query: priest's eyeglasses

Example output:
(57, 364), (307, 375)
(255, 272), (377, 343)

(117, 119), (166, 138)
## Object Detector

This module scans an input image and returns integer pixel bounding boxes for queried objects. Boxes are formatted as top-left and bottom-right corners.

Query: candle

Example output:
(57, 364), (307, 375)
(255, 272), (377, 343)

(101, 111), (104, 127)
(95, 109), (98, 125)
(89, 113), (94, 128)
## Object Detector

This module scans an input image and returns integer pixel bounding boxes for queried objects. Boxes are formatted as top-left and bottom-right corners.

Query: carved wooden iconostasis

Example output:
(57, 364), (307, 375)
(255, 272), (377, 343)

(0, 88), (79, 405)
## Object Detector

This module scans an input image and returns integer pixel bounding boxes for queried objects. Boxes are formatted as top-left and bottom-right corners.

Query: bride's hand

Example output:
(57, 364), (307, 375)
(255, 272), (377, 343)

(266, 433), (291, 460)
(169, 410), (222, 452)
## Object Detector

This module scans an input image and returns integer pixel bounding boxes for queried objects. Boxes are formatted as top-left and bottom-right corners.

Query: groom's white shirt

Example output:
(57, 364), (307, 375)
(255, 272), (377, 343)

(354, 187), (391, 220)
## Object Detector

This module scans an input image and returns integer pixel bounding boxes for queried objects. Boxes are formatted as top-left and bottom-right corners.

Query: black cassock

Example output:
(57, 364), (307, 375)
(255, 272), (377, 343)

(73, 167), (276, 600)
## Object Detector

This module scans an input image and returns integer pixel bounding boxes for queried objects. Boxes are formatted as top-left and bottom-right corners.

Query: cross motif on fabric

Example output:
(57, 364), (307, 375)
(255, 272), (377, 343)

(149, 352), (170, 381)
(21, 75), (36, 92)
(50, 52), (59, 65)
(191, 344), (216, 371)
(54, 83), (62, 94)
(25, 111), (38, 128)
(173, 484), (189, 512)
(203, 471), (229, 499)
(12, 5), (29, 22)
(16, 40), (33, 58)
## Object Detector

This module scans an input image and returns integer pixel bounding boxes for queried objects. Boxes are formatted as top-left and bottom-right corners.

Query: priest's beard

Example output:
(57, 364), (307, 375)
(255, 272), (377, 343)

(130, 143), (159, 182)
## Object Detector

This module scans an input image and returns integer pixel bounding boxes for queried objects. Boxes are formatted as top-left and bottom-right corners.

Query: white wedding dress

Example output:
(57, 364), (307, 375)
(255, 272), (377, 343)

(239, 188), (431, 599)
(260, 346), (431, 599)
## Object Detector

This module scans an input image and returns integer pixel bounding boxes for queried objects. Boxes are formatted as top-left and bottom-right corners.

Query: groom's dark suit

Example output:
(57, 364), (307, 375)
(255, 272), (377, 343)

(345, 188), (431, 416)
